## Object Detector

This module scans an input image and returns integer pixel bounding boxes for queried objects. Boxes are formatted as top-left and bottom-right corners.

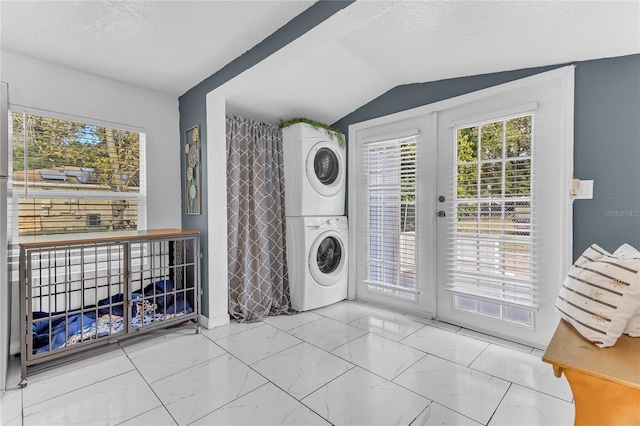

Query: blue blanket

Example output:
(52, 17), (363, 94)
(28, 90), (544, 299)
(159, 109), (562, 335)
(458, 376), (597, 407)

(31, 280), (193, 354)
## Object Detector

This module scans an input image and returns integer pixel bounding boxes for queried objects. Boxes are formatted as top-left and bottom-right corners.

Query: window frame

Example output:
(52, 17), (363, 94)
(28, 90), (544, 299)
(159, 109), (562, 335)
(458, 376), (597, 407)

(363, 134), (419, 301)
(9, 105), (147, 236)
(447, 113), (537, 327)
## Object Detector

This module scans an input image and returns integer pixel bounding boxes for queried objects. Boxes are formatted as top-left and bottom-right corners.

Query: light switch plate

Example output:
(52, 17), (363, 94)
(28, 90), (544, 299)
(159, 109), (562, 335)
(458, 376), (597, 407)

(574, 180), (594, 199)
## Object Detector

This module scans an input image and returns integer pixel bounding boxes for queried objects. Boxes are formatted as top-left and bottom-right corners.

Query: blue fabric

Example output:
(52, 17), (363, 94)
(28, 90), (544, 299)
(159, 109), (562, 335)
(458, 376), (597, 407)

(31, 279), (193, 354)
(143, 280), (174, 312)
(166, 294), (191, 315)
(33, 312), (98, 354)
(98, 292), (132, 317)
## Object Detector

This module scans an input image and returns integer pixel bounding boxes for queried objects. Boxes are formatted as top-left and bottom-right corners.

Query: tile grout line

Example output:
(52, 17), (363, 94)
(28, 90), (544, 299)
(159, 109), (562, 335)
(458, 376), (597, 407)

(270, 310), (498, 423)
(19, 348), (136, 411)
(484, 382), (514, 426)
(185, 382), (272, 426)
(245, 334), (356, 402)
(119, 346), (178, 426)
(177, 323), (345, 424)
(12, 301), (573, 426)
(231, 319), (430, 424)
(464, 344), (576, 404)
(203, 336), (345, 425)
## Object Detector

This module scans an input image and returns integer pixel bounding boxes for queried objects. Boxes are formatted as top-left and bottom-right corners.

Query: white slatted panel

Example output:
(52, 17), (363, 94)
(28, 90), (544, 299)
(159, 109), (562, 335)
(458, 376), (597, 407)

(447, 115), (537, 310)
(364, 135), (418, 300)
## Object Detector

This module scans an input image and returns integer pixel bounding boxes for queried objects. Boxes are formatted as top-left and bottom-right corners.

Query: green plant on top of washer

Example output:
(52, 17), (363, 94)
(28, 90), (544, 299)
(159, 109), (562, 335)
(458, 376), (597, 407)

(279, 117), (345, 147)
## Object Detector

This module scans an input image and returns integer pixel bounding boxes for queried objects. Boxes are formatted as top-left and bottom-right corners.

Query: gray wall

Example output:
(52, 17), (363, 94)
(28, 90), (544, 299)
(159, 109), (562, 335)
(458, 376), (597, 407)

(573, 55), (640, 257)
(333, 54), (640, 259)
(178, 1), (354, 316)
(179, 0), (639, 315)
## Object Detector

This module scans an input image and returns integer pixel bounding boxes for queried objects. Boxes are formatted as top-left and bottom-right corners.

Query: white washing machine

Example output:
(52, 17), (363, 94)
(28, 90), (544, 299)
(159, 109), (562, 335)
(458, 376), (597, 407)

(282, 123), (345, 217)
(286, 216), (348, 311)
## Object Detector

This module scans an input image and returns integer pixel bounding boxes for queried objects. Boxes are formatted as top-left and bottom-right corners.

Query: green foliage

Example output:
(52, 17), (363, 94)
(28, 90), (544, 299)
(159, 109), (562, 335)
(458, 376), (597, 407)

(12, 114), (86, 171)
(279, 117), (345, 147)
(94, 127), (140, 192)
(400, 141), (416, 203)
(456, 115), (532, 200)
(12, 113), (140, 231)
(12, 113), (140, 191)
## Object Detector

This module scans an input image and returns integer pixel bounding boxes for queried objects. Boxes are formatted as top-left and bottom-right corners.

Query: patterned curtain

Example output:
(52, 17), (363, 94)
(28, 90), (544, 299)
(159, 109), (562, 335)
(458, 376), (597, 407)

(226, 115), (292, 322)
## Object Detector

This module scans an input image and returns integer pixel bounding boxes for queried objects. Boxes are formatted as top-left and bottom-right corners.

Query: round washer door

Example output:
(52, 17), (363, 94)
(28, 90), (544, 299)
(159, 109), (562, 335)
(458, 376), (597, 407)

(308, 231), (346, 286)
(305, 141), (344, 197)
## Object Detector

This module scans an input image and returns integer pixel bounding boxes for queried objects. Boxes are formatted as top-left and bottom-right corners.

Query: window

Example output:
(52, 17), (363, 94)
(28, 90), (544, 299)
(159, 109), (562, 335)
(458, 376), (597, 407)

(11, 111), (146, 236)
(448, 115), (535, 326)
(365, 135), (417, 300)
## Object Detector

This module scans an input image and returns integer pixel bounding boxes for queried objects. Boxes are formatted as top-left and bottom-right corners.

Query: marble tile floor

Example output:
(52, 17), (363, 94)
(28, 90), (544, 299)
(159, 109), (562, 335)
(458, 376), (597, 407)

(0, 301), (574, 426)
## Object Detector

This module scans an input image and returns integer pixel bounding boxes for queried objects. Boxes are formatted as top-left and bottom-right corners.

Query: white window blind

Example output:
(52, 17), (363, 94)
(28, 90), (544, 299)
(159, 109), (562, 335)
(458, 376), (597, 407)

(447, 115), (537, 318)
(364, 135), (417, 300)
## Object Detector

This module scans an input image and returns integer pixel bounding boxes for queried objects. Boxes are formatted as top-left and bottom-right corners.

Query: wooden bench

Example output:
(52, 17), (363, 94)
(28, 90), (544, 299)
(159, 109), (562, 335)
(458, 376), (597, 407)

(542, 319), (640, 425)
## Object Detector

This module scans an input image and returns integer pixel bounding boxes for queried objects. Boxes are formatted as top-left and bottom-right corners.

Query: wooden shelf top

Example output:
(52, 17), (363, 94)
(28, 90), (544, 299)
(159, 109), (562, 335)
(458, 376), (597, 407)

(19, 228), (199, 248)
(542, 319), (640, 390)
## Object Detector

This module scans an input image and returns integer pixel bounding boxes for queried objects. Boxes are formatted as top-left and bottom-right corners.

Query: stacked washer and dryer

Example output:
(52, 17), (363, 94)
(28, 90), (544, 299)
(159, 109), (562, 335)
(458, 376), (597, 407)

(282, 123), (348, 312)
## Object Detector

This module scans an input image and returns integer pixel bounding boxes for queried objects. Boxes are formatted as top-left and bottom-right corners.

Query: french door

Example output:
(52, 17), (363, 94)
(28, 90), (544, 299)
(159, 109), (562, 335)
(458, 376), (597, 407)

(349, 115), (437, 315)
(349, 67), (574, 347)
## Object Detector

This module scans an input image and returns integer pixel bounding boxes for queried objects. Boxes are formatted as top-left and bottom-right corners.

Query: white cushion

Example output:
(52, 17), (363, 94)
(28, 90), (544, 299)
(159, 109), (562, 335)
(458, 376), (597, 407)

(614, 243), (640, 257)
(624, 311), (640, 337)
(555, 244), (640, 347)
(614, 243), (640, 337)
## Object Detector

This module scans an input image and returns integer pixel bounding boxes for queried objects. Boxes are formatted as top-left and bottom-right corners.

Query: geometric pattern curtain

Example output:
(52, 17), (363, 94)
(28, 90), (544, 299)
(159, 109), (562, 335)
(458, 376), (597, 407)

(226, 115), (292, 322)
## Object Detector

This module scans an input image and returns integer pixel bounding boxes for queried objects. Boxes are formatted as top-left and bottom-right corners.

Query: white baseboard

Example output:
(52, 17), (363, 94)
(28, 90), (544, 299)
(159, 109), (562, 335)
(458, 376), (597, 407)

(198, 313), (230, 330)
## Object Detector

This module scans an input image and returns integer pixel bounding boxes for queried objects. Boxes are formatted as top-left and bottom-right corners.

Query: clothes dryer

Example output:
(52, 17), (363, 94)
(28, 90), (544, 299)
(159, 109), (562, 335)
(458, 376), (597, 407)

(286, 216), (348, 311)
(282, 123), (345, 217)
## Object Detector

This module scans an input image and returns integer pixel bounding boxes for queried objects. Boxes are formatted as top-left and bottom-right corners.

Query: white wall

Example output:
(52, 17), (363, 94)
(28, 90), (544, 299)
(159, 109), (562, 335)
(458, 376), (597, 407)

(0, 51), (182, 365)
(1, 51), (182, 230)
(203, 94), (229, 329)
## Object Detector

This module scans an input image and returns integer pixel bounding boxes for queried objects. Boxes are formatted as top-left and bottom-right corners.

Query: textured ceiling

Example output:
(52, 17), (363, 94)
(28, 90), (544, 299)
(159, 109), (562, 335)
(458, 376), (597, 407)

(216, 0), (640, 124)
(1, 1), (639, 125)
(0, 0), (314, 95)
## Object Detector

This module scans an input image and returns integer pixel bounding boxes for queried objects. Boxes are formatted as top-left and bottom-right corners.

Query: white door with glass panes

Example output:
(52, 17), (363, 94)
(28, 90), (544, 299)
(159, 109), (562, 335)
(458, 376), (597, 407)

(435, 68), (574, 348)
(349, 67), (574, 347)
(350, 115), (437, 316)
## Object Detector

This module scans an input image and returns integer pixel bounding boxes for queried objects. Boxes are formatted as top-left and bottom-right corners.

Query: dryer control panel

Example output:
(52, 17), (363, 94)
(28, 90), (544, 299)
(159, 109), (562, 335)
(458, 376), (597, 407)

(305, 216), (348, 230)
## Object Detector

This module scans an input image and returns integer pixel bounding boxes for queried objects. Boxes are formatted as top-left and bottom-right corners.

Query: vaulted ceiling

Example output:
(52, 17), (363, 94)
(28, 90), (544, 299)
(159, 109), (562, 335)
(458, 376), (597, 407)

(2, 1), (639, 124)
